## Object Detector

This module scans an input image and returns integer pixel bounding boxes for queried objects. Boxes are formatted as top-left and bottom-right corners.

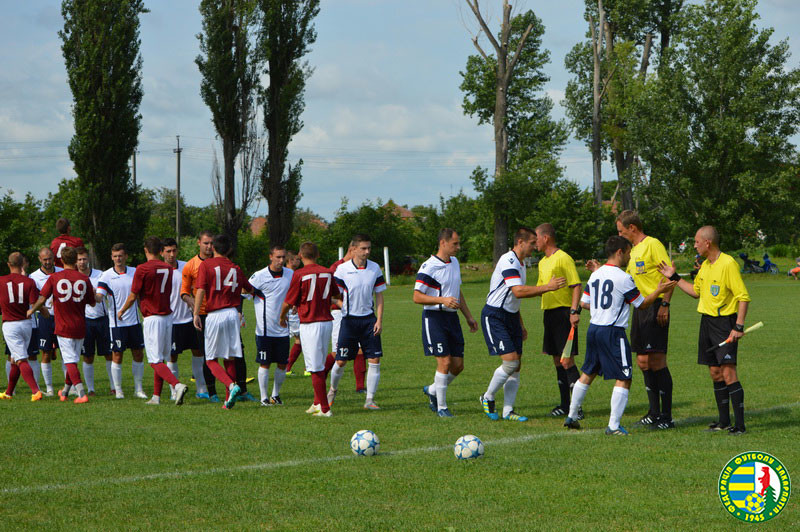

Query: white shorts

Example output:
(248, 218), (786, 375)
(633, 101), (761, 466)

(288, 311), (300, 336)
(331, 309), (342, 353)
(58, 337), (84, 364)
(2, 321), (32, 361)
(143, 314), (173, 364)
(204, 307), (243, 361)
(299, 321), (333, 372)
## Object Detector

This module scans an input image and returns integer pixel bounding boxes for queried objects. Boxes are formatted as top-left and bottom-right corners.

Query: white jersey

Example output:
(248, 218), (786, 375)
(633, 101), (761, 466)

(414, 255), (462, 312)
(333, 259), (387, 317)
(97, 266), (140, 328)
(249, 266), (293, 337)
(84, 268), (107, 319)
(581, 264), (645, 328)
(484, 250), (525, 313)
(30, 267), (63, 312)
(169, 260), (192, 325)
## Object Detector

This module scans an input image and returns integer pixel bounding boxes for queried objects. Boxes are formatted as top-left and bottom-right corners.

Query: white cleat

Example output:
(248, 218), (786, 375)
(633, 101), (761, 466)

(115, 391), (125, 399)
(326, 387), (337, 407)
(145, 396), (160, 405)
(134, 390), (148, 399)
(43, 389), (54, 397)
(305, 403), (321, 414)
(174, 383), (188, 406)
(312, 409), (332, 417)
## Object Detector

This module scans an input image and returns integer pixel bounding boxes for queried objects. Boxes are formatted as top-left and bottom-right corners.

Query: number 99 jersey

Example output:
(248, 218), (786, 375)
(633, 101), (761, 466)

(581, 265), (644, 328)
(39, 269), (94, 339)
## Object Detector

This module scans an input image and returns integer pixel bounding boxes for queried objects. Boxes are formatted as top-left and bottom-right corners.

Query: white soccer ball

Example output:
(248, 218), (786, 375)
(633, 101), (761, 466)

(454, 434), (484, 460)
(350, 430), (380, 456)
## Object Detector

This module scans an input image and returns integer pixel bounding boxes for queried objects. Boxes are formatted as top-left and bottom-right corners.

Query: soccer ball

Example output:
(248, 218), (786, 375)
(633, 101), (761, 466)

(454, 434), (484, 460)
(744, 492), (765, 513)
(350, 430), (380, 456)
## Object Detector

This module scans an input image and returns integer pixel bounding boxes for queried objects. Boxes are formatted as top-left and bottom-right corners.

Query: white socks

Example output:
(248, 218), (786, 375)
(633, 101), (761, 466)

(485, 366), (510, 401)
(192, 356), (207, 394)
(502, 372), (520, 417)
(329, 363), (345, 391)
(366, 362), (380, 401)
(132, 361), (144, 392)
(30, 360), (40, 385)
(434, 371), (449, 411)
(609, 386), (629, 430)
(258, 366), (270, 402)
(272, 368), (286, 397)
(5, 360), (10, 382)
(568, 381), (590, 419)
(105, 360), (113, 390)
(111, 362), (123, 394)
(74, 382), (85, 398)
(167, 361), (179, 397)
(41, 362), (53, 391)
(83, 362), (95, 392)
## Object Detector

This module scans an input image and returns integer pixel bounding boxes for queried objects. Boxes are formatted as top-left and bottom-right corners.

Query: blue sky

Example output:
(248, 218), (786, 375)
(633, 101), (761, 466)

(1, 0), (798, 221)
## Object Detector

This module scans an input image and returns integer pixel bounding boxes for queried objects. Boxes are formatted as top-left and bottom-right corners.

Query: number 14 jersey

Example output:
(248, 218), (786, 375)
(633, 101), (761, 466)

(196, 256), (252, 313)
(581, 264), (644, 328)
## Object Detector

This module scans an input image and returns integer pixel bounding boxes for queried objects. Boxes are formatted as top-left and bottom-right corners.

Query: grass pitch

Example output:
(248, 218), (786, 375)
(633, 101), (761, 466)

(1, 269), (798, 530)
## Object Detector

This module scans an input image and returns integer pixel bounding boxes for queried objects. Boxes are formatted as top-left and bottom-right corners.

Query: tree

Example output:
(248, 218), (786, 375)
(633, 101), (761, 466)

(0, 191), (44, 274)
(462, 2), (567, 261)
(196, 0), (261, 249)
(59, 0), (148, 268)
(257, 0), (319, 247)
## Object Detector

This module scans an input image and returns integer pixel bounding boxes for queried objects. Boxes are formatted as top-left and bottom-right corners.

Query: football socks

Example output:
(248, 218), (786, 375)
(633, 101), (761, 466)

(434, 371), (449, 411)
(642, 369), (659, 416)
(83, 362), (94, 393)
(132, 361), (144, 394)
(556, 365), (570, 408)
(272, 368), (286, 398)
(727, 381), (745, 431)
(192, 356), (208, 395)
(502, 371), (520, 418)
(366, 362), (380, 402)
(654, 367), (673, 418)
(485, 365), (510, 402)
(41, 362), (53, 392)
(608, 386), (629, 431)
(713, 380), (731, 427)
(257, 366), (269, 402)
(568, 381), (590, 420)
(330, 363), (345, 391)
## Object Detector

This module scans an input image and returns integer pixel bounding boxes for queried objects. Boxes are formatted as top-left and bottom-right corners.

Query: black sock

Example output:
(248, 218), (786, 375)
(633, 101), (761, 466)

(566, 365), (580, 389)
(556, 366), (570, 408)
(235, 357), (248, 391)
(713, 380), (730, 426)
(654, 367), (673, 418)
(727, 381), (745, 429)
(203, 362), (217, 397)
(642, 369), (660, 415)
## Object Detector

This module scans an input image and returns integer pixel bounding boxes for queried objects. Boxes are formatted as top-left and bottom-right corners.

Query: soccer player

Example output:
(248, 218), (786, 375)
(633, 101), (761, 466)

(95, 243), (146, 399)
(479, 227), (566, 422)
(30, 247), (62, 396)
(534, 223), (584, 418)
(29, 246), (96, 403)
(658, 226), (750, 435)
(327, 243), (366, 393)
(193, 234), (254, 409)
(0, 252), (43, 401)
(249, 245), (293, 406)
(49, 218), (84, 268)
(4, 255), (40, 390)
(279, 242), (340, 417)
(329, 234), (387, 410)
(76, 247), (111, 395)
(563, 236), (675, 435)
(118, 237), (188, 406)
(284, 251), (306, 376)
(413, 228), (478, 418)
(180, 231), (217, 401)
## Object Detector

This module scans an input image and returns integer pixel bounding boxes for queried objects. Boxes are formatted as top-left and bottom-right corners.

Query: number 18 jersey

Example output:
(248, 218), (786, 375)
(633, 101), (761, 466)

(581, 264), (644, 327)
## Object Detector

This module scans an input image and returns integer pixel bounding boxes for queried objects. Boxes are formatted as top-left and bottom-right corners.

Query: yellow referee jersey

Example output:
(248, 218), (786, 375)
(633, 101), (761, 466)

(537, 249), (581, 309)
(626, 236), (671, 297)
(693, 252), (750, 316)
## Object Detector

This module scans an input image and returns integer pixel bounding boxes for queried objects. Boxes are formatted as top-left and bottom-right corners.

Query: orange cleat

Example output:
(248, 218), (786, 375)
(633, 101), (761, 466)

(31, 391), (43, 402)
(58, 389), (68, 402)
(74, 395), (89, 404)
(0, 392), (12, 400)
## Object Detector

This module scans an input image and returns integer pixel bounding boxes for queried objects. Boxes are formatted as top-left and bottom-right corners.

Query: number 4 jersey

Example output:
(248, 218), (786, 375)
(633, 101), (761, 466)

(39, 269), (94, 338)
(581, 264), (645, 327)
(196, 256), (252, 312)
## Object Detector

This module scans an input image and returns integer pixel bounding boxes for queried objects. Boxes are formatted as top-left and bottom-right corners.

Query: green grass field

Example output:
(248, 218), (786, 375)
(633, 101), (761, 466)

(1, 268), (798, 530)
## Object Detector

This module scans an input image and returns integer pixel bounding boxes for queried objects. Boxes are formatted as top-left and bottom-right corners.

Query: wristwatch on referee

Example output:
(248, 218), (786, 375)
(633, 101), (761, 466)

(569, 308), (581, 315)
(734, 323), (745, 333)
(660, 300), (670, 307)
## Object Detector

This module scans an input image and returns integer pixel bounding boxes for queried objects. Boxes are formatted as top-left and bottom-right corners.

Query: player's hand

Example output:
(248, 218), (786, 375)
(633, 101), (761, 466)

(26, 309), (34, 318)
(279, 317), (288, 329)
(658, 261), (677, 279)
(441, 297), (460, 309)
(726, 328), (744, 343)
(657, 304), (670, 326)
(586, 259), (600, 272)
(547, 277), (567, 291)
(467, 317), (478, 333)
(569, 313), (580, 327)
(239, 313), (245, 328)
(117, 310), (124, 320)
(521, 326), (528, 341)
(657, 279), (678, 293)
(193, 314), (203, 331)
(373, 320), (382, 336)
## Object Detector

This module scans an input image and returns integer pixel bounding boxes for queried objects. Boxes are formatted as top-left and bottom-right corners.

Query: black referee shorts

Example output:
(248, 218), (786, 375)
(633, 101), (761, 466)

(630, 304), (669, 353)
(698, 314), (738, 366)
(542, 307), (578, 357)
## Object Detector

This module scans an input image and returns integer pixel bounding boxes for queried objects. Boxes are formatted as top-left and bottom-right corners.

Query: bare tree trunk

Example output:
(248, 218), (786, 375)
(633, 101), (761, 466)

(590, 4), (605, 205)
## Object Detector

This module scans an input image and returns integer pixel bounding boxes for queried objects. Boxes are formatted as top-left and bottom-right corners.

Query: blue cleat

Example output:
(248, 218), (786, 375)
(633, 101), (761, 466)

(196, 392), (210, 400)
(437, 408), (454, 418)
(208, 394), (221, 403)
(503, 410), (528, 422)
(480, 394), (499, 421)
(422, 385), (437, 412)
(238, 392), (257, 402)
(564, 416), (581, 429)
(605, 426), (629, 436)
(224, 385), (241, 409)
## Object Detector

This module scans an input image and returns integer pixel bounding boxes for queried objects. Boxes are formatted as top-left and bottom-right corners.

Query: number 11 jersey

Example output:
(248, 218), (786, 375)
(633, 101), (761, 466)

(581, 264), (644, 328)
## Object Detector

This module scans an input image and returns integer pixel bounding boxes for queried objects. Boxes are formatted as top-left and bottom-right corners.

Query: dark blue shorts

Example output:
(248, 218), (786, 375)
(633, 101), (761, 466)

(37, 315), (58, 352)
(421, 310), (464, 358)
(256, 335), (290, 365)
(480, 305), (523, 356)
(4, 328), (39, 358)
(172, 321), (199, 355)
(82, 316), (111, 357)
(110, 324), (145, 352)
(336, 315), (383, 360)
(582, 324), (633, 381)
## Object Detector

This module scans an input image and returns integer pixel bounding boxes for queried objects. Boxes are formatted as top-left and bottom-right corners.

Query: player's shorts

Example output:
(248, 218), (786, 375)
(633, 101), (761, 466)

(630, 304), (669, 353)
(194, 315), (207, 355)
(204, 307), (243, 360)
(422, 310), (464, 358)
(37, 314), (58, 352)
(57, 336), (84, 364)
(142, 314), (173, 364)
(171, 320), (199, 355)
(110, 323), (145, 352)
(542, 307), (579, 357)
(288, 313), (300, 336)
(481, 305), (523, 356)
(3, 321), (33, 362)
(299, 321), (333, 372)
(336, 315), (383, 360)
(331, 309), (343, 353)
(4, 326), (38, 359)
(582, 324), (633, 381)
(82, 316), (111, 357)
(697, 314), (738, 366)
(256, 335), (290, 365)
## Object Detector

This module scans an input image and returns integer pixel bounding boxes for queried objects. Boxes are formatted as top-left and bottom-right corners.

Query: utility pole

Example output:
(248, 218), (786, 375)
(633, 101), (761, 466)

(173, 135), (182, 241)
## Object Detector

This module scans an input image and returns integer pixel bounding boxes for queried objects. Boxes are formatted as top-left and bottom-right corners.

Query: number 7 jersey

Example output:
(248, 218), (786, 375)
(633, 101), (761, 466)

(581, 264), (645, 327)
(284, 263), (340, 323)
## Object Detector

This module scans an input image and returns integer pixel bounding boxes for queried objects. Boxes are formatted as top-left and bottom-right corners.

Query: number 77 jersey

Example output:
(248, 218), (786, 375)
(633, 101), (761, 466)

(284, 263), (340, 323)
(581, 264), (645, 328)
(39, 269), (94, 339)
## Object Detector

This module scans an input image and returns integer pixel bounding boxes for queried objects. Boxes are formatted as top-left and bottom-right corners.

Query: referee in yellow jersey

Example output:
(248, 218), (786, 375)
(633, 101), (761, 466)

(535, 223), (583, 418)
(659, 226), (750, 435)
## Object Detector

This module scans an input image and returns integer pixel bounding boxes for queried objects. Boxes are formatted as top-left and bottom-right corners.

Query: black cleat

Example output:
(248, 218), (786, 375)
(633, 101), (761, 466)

(563, 416), (581, 429)
(575, 407), (585, 421)
(727, 426), (746, 436)
(550, 405), (568, 417)
(635, 413), (657, 426)
(705, 421), (731, 432)
(653, 416), (675, 430)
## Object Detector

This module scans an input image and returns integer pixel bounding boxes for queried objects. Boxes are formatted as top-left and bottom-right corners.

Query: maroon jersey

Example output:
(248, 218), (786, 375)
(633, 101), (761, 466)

(196, 256), (252, 313)
(40, 269), (93, 338)
(328, 259), (346, 311)
(285, 263), (340, 323)
(50, 235), (85, 268)
(0, 273), (39, 322)
(131, 259), (174, 317)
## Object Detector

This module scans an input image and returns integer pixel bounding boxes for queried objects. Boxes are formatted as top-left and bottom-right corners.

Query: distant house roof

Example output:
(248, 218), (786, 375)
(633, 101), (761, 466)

(383, 200), (415, 220)
(249, 216), (267, 235)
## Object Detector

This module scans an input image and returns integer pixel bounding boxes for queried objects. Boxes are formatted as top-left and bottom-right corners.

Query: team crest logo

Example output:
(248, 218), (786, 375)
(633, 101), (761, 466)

(719, 451), (790, 522)
(710, 284), (720, 296)
(635, 260), (645, 274)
